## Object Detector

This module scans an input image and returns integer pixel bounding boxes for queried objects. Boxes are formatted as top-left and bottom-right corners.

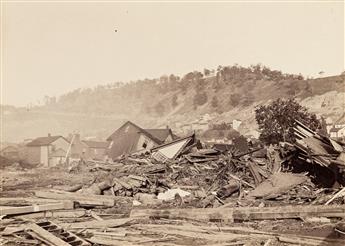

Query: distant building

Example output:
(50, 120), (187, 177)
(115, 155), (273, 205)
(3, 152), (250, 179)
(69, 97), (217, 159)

(69, 134), (109, 161)
(325, 117), (334, 134)
(334, 113), (345, 129)
(26, 134), (70, 166)
(330, 126), (345, 139)
(106, 121), (176, 160)
(0, 146), (19, 160)
(82, 140), (109, 160)
(232, 119), (242, 131)
(328, 114), (345, 138)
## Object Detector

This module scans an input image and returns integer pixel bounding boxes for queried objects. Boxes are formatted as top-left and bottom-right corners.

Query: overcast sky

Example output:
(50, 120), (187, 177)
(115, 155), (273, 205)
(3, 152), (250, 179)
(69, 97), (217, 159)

(2, 1), (344, 106)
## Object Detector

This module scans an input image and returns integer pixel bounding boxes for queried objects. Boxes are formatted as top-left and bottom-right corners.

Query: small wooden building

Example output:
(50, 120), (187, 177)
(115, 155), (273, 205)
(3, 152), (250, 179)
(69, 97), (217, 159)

(26, 134), (70, 167)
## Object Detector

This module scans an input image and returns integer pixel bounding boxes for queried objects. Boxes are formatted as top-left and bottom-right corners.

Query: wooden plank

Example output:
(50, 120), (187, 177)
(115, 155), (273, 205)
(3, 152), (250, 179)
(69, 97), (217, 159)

(62, 218), (133, 229)
(131, 207), (234, 222)
(25, 223), (70, 246)
(34, 190), (119, 207)
(0, 201), (73, 216)
(16, 209), (86, 219)
(0, 198), (60, 206)
(130, 204), (345, 222)
(325, 187), (345, 205)
(233, 205), (345, 221)
(248, 162), (262, 185)
(88, 236), (140, 246)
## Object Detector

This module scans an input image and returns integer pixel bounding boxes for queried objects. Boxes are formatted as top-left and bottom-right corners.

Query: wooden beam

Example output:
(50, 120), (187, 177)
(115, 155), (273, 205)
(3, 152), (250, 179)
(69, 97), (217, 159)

(34, 190), (128, 207)
(0, 198), (60, 206)
(25, 223), (70, 246)
(130, 204), (345, 222)
(16, 209), (86, 219)
(0, 201), (73, 216)
(62, 218), (133, 229)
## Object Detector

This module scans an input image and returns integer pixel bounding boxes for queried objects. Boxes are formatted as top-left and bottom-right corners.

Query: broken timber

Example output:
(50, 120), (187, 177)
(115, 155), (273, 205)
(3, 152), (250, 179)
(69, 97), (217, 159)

(34, 190), (131, 207)
(0, 201), (73, 216)
(130, 204), (345, 222)
(25, 223), (71, 246)
(62, 218), (133, 229)
(25, 221), (90, 246)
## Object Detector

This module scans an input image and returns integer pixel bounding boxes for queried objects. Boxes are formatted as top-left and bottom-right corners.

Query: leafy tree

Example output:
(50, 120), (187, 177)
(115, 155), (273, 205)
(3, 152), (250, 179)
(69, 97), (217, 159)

(154, 102), (165, 116)
(193, 92), (208, 107)
(204, 68), (211, 76)
(229, 93), (241, 107)
(255, 98), (321, 144)
(171, 95), (178, 108)
(242, 92), (254, 107)
(211, 96), (218, 108)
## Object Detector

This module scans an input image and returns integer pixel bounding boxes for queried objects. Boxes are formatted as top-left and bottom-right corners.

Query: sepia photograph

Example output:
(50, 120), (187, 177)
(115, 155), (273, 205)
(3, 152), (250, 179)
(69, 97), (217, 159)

(0, 0), (344, 245)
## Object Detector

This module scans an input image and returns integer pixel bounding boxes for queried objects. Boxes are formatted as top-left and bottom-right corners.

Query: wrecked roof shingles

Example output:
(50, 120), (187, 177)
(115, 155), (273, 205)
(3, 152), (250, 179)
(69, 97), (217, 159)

(26, 136), (66, 147)
(82, 140), (109, 149)
(107, 121), (167, 144)
(144, 129), (173, 143)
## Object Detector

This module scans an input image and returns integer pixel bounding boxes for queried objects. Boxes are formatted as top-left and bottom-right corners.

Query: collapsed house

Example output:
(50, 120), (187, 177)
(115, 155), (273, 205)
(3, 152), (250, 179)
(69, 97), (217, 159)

(282, 120), (345, 187)
(106, 121), (177, 160)
(1, 120), (345, 245)
(26, 134), (70, 166)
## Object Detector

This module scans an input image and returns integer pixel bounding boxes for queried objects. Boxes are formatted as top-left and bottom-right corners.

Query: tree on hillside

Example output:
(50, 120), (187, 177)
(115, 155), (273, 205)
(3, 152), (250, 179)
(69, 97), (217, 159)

(229, 93), (241, 107)
(193, 91), (208, 107)
(255, 98), (321, 144)
(154, 102), (165, 116)
(171, 95), (178, 108)
(211, 96), (219, 108)
(204, 68), (211, 76)
(242, 92), (255, 107)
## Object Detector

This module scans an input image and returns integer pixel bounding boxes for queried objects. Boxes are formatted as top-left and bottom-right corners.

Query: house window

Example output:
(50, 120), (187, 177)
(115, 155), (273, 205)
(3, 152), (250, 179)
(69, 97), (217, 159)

(142, 141), (148, 149)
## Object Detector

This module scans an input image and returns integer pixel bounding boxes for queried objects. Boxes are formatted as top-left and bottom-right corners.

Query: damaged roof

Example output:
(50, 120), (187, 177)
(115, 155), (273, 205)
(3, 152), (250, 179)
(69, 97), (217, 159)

(82, 140), (109, 149)
(106, 121), (162, 144)
(144, 129), (175, 143)
(107, 121), (169, 159)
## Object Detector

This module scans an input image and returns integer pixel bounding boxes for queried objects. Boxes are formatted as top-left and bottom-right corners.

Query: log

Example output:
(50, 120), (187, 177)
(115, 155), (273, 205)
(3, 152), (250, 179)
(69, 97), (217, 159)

(0, 201), (73, 216)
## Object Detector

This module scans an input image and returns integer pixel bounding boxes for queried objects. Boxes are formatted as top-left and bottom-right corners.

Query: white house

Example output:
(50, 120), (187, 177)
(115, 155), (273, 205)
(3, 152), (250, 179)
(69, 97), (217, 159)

(330, 126), (345, 139)
(26, 134), (70, 167)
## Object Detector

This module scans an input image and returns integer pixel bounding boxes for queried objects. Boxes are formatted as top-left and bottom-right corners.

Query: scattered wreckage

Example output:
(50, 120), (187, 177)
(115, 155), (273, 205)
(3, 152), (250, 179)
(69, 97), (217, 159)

(1, 123), (345, 245)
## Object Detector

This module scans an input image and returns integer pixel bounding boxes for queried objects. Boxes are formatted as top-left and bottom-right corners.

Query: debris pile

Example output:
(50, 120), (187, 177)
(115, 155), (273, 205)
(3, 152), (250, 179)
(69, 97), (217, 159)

(1, 122), (345, 245)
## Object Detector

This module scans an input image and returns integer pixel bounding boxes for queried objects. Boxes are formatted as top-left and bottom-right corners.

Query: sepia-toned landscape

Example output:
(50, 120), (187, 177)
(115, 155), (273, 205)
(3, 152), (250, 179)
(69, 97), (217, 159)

(1, 1), (345, 246)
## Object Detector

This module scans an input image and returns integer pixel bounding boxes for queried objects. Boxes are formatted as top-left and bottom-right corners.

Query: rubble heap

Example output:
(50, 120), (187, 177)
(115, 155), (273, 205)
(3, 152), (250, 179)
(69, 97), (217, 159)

(1, 123), (345, 245)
